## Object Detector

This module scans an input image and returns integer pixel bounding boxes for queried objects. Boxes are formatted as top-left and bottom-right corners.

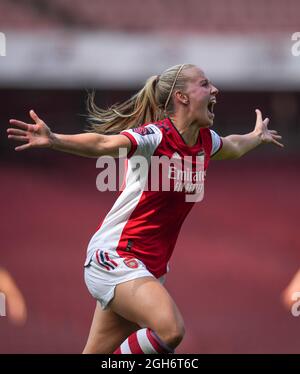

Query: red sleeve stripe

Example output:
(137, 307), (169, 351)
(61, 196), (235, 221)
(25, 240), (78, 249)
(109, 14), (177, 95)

(121, 132), (138, 158)
(211, 137), (223, 156)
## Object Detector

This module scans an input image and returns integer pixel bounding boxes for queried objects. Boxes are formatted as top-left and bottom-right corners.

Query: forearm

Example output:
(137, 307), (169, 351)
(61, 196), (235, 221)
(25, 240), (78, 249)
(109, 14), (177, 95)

(0, 269), (17, 294)
(225, 131), (262, 159)
(50, 132), (106, 158)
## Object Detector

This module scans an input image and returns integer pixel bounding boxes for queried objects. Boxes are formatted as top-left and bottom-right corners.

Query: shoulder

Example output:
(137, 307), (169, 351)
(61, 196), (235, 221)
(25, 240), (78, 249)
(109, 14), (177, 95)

(152, 119), (172, 134)
(120, 122), (163, 157)
(200, 128), (221, 143)
(199, 128), (223, 157)
(129, 123), (162, 136)
(208, 129), (223, 157)
(136, 119), (172, 136)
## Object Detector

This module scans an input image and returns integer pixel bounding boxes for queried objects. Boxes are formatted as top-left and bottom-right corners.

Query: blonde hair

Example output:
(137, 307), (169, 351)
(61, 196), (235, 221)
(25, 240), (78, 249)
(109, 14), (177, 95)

(87, 63), (195, 134)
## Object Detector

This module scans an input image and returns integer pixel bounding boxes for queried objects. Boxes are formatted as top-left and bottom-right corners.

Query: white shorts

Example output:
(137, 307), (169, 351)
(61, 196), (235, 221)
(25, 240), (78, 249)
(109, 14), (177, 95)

(84, 249), (165, 310)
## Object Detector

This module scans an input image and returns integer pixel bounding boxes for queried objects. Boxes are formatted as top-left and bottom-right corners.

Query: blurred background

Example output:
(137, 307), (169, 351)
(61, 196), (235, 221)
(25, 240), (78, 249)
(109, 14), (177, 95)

(0, 0), (299, 353)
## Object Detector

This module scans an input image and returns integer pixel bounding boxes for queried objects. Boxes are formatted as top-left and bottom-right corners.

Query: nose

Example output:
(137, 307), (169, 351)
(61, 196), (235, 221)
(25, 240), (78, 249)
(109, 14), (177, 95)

(211, 84), (219, 96)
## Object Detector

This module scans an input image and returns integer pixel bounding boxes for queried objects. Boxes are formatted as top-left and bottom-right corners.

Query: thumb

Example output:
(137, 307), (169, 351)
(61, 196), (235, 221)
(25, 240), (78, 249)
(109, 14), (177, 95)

(29, 109), (41, 123)
(255, 109), (262, 124)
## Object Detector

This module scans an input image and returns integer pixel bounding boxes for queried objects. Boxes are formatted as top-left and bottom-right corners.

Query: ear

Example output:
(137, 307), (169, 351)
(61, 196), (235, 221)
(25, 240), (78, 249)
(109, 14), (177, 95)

(174, 90), (189, 105)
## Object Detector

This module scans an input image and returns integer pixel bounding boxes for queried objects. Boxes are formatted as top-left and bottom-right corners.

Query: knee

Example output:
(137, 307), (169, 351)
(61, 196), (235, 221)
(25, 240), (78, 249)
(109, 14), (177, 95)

(165, 323), (185, 348)
(155, 320), (185, 349)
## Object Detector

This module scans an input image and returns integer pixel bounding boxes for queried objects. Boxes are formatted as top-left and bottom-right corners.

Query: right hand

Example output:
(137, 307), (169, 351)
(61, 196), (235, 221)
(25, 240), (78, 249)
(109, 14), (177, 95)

(7, 110), (54, 151)
(253, 109), (284, 148)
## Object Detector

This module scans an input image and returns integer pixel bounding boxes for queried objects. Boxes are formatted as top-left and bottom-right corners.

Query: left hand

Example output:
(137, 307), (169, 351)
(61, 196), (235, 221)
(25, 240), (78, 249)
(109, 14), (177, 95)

(254, 109), (284, 148)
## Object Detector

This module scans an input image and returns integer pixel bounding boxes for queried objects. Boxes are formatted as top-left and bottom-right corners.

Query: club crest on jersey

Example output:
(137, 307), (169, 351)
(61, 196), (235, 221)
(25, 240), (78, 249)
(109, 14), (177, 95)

(132, 127), (155, 136)
(124, 258), (139, 269)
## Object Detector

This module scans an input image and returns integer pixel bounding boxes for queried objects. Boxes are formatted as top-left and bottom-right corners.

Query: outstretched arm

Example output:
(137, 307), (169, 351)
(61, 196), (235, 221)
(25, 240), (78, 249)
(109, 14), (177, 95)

(211, 109), (284, 160)
(282, 269), (300, 310)
(7, 110), (131, 158)
(0, 267), (27, 325)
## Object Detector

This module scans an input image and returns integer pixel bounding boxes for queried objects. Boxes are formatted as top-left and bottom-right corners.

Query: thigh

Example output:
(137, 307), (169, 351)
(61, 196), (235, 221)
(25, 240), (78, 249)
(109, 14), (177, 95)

(84, 250), (154, 310)
(110, 276), (184, 337)
(83, 302), (139, 354)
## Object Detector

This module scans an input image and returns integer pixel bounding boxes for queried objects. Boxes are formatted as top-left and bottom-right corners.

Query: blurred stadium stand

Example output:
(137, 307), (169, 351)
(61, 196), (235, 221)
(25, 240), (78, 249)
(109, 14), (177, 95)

(0, 0), (299, 32)
(0, 0), (299, 354)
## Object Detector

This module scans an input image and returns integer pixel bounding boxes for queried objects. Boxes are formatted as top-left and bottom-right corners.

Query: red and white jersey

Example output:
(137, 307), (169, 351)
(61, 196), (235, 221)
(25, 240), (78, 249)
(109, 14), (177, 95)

(85, 118), (222, 278)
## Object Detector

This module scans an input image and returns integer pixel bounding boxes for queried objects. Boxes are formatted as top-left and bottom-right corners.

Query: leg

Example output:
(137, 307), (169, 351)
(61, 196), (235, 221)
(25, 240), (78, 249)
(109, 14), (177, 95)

(83, 302), (139, 354)
(110, 276), (185, 350)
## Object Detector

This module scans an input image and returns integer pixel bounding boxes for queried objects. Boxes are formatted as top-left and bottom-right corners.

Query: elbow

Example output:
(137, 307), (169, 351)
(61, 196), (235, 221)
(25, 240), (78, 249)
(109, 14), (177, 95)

(232, 152), (242, 160)
(226, 148), (243, 160)
(230, 143), (243, 159)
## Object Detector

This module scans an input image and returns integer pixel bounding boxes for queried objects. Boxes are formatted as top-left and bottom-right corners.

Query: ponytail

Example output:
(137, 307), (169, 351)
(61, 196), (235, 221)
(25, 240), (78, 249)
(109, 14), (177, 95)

(87, 75), (162, 134)
(87, 64), (195, 134)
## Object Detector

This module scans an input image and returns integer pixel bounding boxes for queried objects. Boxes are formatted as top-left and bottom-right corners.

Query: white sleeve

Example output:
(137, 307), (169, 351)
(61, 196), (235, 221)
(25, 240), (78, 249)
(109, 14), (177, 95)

(210, 129), (223, 156)
(120, 124), (162, 158)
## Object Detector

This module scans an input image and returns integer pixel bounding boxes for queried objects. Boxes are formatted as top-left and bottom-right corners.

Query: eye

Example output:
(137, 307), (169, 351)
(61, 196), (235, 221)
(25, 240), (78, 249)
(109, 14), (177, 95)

(201, 80), (209, 87)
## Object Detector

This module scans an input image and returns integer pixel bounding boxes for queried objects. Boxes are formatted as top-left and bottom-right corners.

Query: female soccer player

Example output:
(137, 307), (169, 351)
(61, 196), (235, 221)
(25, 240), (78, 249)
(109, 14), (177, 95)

(7, 64), (283, 354)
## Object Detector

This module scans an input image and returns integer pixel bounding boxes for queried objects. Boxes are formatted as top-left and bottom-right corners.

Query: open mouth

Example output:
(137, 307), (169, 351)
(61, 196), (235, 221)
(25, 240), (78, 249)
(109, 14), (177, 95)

(207, 99), (216, 118)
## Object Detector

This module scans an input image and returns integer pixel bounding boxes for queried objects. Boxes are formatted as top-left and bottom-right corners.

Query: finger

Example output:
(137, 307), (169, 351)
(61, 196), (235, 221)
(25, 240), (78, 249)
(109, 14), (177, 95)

(8, 135), (28, 142)
(263, 118), (270, 127)
(269, 130), (278, 134)
(15, 143), (31, 152)
(255, 109), (263, 123)
(272, 134), (282, 140)
(272, 139), (284, 148)
(9, 119), (30, 130)
(7, 128), (27, 136)
(29, 110), (41, 124)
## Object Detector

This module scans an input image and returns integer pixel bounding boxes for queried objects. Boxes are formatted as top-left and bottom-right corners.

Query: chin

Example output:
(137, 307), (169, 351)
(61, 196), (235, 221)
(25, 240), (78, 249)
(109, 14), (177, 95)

(207, 114), (215, 127)
(196, 117), (212, 128)
(203, 118), (214, 128)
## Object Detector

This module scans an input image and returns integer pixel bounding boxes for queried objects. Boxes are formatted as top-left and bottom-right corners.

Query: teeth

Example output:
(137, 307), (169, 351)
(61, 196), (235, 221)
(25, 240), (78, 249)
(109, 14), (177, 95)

(208, 98), (216, 114)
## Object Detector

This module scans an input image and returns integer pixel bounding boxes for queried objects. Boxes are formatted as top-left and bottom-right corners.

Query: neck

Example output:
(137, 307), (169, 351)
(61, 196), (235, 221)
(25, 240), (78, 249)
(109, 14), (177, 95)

(169, 113), (200, 147)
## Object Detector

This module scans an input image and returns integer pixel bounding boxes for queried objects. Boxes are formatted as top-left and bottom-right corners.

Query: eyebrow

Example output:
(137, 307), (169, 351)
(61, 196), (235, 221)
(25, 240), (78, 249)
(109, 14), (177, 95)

(199, 79), (210, 84)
